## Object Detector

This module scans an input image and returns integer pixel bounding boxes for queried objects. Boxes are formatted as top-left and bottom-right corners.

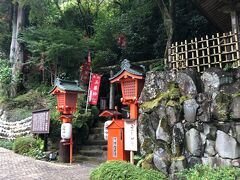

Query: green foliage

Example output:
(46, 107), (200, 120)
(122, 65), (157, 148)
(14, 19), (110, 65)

(176, 164), (240, 180)
(13, 136), (44, 159)
(19, 26), (86, 79)
(48, 119), (61, 149)
(151, 60), (165, 72)
(0, 1), (11, 55)
(90, 160), (166, 180)
(0, 58), (11, 96)
(0, 139), (14, 150)
(2, 90), (48, 119)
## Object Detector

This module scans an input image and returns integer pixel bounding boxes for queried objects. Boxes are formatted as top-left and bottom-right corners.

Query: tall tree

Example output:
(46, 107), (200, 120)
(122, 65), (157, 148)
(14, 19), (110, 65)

(154, 0), (175, 58)
(9, 2), (28, 97)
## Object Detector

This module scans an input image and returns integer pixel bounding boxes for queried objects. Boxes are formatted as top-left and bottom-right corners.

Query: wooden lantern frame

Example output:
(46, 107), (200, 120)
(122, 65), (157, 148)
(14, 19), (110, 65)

(110, 59), (145, 119)
(50, 78), (85, 115)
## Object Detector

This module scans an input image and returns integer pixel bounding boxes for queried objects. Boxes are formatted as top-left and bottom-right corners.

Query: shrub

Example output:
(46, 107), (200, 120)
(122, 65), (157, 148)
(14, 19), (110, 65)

(13, 136), (44, 159)
(176, 164), (240, 180)
(90, 160), (166, 180)
(0, 139), (14, 150)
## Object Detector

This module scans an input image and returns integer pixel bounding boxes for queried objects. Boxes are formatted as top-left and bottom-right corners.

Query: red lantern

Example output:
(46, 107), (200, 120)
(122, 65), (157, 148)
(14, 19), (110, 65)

(110, 59), (145, 119)
(50, 78), (85, 114)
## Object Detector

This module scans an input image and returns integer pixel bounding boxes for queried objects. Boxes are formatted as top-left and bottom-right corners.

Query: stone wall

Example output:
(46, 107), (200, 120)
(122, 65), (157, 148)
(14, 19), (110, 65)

(138, 67), (240, 175)
(0, 110), (32, 140)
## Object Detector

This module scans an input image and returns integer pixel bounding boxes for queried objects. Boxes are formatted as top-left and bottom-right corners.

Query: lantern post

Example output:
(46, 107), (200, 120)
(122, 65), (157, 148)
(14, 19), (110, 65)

(50, 78), (85, 163)
(109, 59), (145, 164)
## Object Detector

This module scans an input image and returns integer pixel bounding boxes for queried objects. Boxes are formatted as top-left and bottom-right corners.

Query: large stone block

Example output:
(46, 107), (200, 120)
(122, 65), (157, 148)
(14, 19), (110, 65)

(196, 93), (211, 122)
(186, 156), (202, 167)
(231, 123), (240, 144)
(184, 99), (199, 123)
(166, 106), (180, 127)
(201, 67), (233, 96)
(139, 71), (174, 103)
(185, 128), (202, 156)
(202, 156), (232, 167)
(231, 96), (240, 120)
(172, 123), (184, 156)
(176, 69), (199, 98)
(215, 130), (240, 159)
(203, 123), (217, 140)
(205, 140), (216, 156)
(153, 148), (171, 175)
(231, 159), (240, 167)
(156, 117), (171, 143)
(170, 156), (187, 174)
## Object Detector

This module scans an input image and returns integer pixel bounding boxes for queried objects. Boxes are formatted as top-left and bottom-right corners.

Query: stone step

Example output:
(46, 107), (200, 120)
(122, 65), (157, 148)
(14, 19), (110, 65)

(78, 149), (106, 157)
(88, 133), (104, 140)
(90, 127), (103, 134)
(73, 152), (107, 164)
(80, 145), (107, 151)
(73, 155), (103, 164)
(85, 139), (107, 146)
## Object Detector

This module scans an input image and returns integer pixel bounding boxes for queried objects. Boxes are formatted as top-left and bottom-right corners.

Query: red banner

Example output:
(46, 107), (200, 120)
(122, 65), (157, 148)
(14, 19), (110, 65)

(88, 73), (102, 105)
(80, 50), (91, 84)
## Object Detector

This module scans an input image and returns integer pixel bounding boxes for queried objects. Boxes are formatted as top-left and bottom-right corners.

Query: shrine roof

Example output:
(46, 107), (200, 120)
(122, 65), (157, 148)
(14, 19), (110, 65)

(109, 59), (145, 81)
(49, 78), (85, 94)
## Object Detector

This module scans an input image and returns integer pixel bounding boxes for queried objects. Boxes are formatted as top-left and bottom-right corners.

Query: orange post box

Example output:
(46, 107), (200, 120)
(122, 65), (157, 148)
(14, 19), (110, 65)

(99, 110), (130, 161)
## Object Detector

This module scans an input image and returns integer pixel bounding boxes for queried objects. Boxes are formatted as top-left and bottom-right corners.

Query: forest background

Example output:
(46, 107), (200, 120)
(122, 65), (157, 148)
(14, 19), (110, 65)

(0, 0), (221, 155)
(0, 0), (218, 98)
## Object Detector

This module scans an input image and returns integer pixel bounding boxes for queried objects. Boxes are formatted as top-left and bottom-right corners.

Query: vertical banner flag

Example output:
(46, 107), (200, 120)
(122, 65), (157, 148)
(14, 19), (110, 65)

(88, 73), (102, 105)
(80, 50), (91, 84)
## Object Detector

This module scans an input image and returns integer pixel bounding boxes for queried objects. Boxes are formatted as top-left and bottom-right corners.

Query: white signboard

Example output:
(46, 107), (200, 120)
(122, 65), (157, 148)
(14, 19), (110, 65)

(124, 120), (138, 151)
(104, 120), (112, 140)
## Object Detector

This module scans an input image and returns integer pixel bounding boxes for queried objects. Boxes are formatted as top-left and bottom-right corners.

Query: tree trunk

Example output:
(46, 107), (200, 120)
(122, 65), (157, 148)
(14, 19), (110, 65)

(9, 3), (26, 97)
(155, 0), (175, 58)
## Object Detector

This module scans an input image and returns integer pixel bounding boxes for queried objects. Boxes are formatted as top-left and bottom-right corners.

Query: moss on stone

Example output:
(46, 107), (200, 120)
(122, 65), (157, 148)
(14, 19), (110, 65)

(142, 154), (154, 170)
(233, 91), (240, 97)
(179, 96), (189, 104)
(215, 92), (232, 121)
(141, 138), (154, 154)
(140, 82), (180, 110)
(171, 155), (185, 161)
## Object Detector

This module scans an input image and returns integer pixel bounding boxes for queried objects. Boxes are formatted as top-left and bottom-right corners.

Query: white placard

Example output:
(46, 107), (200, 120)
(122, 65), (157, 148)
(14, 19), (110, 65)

(104, 120), (112, 140)
(124, 120), (138, 151)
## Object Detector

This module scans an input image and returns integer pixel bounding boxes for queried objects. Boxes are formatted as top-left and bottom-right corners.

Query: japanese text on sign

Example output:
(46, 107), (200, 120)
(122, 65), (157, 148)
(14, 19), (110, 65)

(112, 137), (118, 157)
(124, 120), (137, 151)
(104, 120), (112, 140)
(31, 109), (50, 134)
(88, 73), (102, 105)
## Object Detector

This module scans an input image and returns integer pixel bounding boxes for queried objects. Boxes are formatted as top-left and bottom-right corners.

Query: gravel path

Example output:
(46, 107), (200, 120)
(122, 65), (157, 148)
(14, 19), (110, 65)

(0, 148), (97, 180)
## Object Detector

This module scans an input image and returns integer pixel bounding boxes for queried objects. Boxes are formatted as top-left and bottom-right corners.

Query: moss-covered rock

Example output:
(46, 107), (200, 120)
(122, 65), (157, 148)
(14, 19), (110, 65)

(142, 154), (154, 170)
(212, 92), (232, 121)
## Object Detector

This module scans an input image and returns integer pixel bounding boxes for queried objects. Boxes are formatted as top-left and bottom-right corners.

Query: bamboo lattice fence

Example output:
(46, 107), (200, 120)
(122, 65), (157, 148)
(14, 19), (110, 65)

(166, 31), (240, 72)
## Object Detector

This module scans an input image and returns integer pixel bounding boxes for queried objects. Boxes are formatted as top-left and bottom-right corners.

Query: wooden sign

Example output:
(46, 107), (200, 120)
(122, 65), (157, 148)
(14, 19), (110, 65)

(31, 109), (50, 134)
(124, 120), (138, 151)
